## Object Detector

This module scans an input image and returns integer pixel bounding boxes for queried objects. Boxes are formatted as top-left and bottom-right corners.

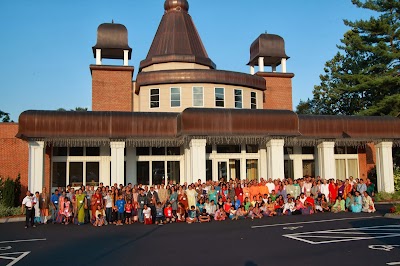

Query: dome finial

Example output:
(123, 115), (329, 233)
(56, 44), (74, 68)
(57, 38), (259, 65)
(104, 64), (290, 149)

(164, 0), (189, 13)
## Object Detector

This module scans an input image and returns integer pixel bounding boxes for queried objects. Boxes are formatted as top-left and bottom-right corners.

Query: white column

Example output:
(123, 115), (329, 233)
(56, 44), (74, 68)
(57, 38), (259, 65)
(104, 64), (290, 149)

(126, 146), (137, 185)
(258, 57), (265, 72)
(281, 58), (287, 73)
(376, 142), (394, 193)
(250, 66), (255, 75)
(99, 145), (110, 186)
(96, 49), (102, 65)
(272, 64), (277, 72)
(110, 141), (125, 186)
(123, 50), (129, 66)
(189, 139), (206, 184)
(266, 139), (285, 180)
(28, 141), (45, 193)
(260, 146), (267, 180)
(317, 142), (336, 180)
(184, 145), (191, 184)
(293, 146), (303, 180)
(240, 145), (247, 181)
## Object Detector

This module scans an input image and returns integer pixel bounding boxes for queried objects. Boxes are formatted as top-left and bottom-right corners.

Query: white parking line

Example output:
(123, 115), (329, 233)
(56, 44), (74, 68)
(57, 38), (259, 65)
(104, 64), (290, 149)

(251, 216), (382, 229)
(0, 251), (30, 266)
(387, 262), (400, 265)
(283, 225), (400, 245)
(0, 239), (46, 245)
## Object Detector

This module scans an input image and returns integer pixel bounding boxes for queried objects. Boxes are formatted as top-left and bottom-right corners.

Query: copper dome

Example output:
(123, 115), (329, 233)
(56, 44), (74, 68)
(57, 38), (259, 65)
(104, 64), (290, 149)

(164, 0), (189, 13)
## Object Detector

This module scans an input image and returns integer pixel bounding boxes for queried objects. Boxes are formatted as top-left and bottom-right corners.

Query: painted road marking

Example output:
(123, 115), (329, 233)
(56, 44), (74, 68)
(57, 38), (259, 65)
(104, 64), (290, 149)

(283, 226), (303, 231)
(283, 224), (400, 245)
(251, 216), (382, 229)
(0, 239), (46, 245)
(387, 262), (400, 265)
(0, 246), (12, 251)
(369, 245), (399, 252)
(0, 251), (30, 266)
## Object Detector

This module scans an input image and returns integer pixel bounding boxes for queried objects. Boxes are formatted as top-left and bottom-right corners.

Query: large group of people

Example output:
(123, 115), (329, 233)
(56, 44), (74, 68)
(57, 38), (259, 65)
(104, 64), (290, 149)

(21, 175), (377, 228)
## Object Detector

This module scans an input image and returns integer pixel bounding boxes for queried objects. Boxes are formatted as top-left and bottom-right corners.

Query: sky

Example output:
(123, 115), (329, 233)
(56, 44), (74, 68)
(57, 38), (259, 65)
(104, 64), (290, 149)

(0, 0), (376, 121)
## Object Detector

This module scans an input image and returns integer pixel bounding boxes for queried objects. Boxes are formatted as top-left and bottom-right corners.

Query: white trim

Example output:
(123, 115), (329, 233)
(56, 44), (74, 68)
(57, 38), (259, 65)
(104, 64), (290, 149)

(170, 87), (181, 108)
(234, 88), (243, 109)
(149, 88), (160, 109)
(192, 86), (204, 107)
(214, 87), (225, 108)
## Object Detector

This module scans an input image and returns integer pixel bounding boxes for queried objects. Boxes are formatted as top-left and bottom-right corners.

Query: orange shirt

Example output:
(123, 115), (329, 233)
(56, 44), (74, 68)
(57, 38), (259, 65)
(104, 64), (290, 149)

(249, 186), (260, 201)
(259, 185), (269, 197)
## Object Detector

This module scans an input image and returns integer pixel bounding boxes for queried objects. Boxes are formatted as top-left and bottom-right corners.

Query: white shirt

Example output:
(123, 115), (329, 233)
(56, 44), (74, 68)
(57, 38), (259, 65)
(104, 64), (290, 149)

(22, 196), (34, 208)
(143, 208), (152, 219)
(266, 182), (275, 193)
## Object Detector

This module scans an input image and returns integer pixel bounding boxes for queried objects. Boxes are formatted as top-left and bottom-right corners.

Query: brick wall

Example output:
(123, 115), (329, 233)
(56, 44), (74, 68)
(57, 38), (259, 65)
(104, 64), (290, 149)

(0, 123), (28, 194)
(358, 143), (376, 181)
(256, 72), (294, 111)
(91, 65), (134, 112)
(0, 123), (52, 196)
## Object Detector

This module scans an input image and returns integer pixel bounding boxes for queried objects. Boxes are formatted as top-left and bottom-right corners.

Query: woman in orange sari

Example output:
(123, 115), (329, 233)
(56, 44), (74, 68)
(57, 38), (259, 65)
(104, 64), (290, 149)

(343, 179), (352, 199)
(91, 189), (103, 221)
(177, 186), (188, 210)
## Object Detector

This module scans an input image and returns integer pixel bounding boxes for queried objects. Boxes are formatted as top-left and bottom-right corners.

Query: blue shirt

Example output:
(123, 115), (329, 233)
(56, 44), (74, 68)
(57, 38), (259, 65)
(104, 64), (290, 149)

(188, 210), (197, 219)
(51, 194), (60, 207)
(234, 200), (241, 210)
(116, 199), (126, 213)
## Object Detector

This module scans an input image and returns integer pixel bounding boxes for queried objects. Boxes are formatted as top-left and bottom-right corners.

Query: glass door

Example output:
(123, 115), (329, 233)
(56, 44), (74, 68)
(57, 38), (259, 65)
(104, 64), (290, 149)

(218, 160), (229, 182)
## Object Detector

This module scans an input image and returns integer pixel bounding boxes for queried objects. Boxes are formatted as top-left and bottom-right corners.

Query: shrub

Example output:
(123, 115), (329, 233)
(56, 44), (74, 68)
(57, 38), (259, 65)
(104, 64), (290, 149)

(375, 191), (400, 202)
(0, 203), (21, 218)
(394, 166), (400, 192)
(14, 174), (21, 207)
(2, 178), (15, 207)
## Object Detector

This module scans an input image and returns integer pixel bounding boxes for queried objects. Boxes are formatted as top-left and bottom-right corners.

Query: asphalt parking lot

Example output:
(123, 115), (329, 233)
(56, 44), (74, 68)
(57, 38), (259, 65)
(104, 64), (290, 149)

(0, 204), (399, 266)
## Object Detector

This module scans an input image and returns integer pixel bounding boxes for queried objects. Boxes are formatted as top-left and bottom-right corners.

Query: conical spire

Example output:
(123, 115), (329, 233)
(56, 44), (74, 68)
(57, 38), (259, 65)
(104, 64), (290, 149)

(139, 0), (215, 71)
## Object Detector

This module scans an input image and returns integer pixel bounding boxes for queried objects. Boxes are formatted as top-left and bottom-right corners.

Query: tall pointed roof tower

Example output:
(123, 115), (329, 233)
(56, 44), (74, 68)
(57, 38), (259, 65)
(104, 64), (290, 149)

(139, 0), (216, 71)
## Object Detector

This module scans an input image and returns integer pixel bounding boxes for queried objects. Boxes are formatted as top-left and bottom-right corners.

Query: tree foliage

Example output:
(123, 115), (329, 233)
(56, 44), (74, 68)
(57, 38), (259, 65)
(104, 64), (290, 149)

(0, 110), (11, 122)
(297, 0), (400, 116)
(57, 107), (88, 112)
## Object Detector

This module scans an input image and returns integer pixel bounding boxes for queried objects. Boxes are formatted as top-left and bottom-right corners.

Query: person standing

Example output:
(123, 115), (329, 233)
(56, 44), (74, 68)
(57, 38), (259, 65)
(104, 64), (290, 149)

(147, 186), (159, 224)
(50, 189), (60, 223)
(75, 189), (87, 225)
(21, 191), (36, 228)
(39, 187), (50, 224)
(137, 189), (147, 223)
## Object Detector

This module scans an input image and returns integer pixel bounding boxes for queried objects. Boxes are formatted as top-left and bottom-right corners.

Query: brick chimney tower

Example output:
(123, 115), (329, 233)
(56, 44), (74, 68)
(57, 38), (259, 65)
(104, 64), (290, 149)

(248, 34), (294, 111)
(90, 22), (134, 111)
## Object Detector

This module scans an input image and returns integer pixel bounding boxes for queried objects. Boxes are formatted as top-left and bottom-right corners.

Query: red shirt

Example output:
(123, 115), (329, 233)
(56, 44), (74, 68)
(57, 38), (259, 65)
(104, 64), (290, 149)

(164, 207), (173, 218)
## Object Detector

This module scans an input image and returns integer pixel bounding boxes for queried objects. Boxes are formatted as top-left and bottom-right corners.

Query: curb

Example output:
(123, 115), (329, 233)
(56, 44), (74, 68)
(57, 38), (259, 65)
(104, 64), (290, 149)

(384, 213), (400, 219)
(0, 216), (25, 223)
(375, 201), (400, 205)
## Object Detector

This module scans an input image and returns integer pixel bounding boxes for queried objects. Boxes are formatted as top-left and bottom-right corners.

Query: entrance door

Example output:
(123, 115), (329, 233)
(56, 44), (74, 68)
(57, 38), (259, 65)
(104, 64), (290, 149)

(217, 161), (228, 182)
(229, 159), (240, 181)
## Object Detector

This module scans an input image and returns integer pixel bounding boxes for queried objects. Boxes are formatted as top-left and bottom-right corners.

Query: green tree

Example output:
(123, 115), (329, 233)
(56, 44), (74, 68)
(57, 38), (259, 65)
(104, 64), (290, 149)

(57, 107), (88, 112)
(0, 110), (11, 122)
(296, 0), (400, 116)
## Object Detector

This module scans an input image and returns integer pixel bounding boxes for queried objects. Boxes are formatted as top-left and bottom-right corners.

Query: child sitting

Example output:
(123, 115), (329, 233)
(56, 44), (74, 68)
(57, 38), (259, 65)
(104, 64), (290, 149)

(235, 206), (246, 220)
(186, 206), (198, 224)
(228, 206), (237, 220)
(93, 205), (106, 227)
(164, 203), (175, 223)
(214, 207), (227, 221)
(198, 209), (211, 223)
(143, 204), (152, 225)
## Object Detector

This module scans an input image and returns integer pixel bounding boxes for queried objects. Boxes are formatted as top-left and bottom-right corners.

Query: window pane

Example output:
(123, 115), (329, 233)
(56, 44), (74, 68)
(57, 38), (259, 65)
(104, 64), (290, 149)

(246, 145), (258, 153)
(235, 101), (242, 108)
(70, 147), (84, 156)
(152, 161), (165, 185)
(347, 159), (359, 179)
(150, 89), (159, 95)
(216, 101), (224, 107)
(69, 162), (83, 187)
(136, 147), (150, 156)
(171, 87), (180, 94)
(218, 162), (228, 181)
(53, 147), (67, 156)
(86, 147), (100, 156)
(215, 88), (224, 95)
(284, 160), (294, 179)
(167, 161), (180, 184)
(137, 162), (149, 185)
(235, 90), (242, 96)
(150, 89), (159, 109)
(152, 147), (165, 155)
(217, 145), (240, 153)
(171, 94), (180, 101)
(193, 98), (203, 107)
(167, 147), (180, 155)
(302, 160), (315, 177)
(193, 87), (202, 93)
(302, 147), (315, 154)
(335, 159), (346, 180)
(206, 160), (212, 181)
(150, 102), (159, 108)
(150, 95), (159, 102)
(335, 146), (346, 154)
(206, 145), (212, 154)
(246, 159), (258, 182)
(251, 92), (257, 109)
(52, 162), (66, 188)
(171, 101), (180, 107)
(86, 162), (99, 186)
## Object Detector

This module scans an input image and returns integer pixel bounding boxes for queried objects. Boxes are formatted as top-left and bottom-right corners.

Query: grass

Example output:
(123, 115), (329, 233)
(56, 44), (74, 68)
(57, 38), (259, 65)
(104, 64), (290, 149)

(374, 191), (400, 202)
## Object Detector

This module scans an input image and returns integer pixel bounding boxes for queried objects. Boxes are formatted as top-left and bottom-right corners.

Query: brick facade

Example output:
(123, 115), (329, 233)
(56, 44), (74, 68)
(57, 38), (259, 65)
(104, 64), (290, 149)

(256, 72), (294, 111)
(90, 65), (134, 112)
(0, 123), (28, 194)
(358, 143), (376, 181)
(0, 123), (52, 196)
